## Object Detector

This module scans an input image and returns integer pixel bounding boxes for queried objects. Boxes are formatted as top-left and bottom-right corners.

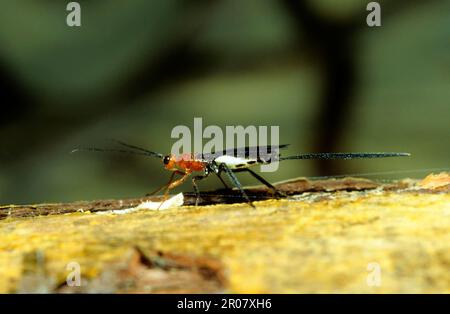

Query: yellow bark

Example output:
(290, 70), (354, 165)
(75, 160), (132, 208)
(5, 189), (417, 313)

(1, 174), (449, 293)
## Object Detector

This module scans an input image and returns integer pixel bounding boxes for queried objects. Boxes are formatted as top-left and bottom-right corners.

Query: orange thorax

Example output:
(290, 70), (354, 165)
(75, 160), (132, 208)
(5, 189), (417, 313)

(165, 153), (205, 173)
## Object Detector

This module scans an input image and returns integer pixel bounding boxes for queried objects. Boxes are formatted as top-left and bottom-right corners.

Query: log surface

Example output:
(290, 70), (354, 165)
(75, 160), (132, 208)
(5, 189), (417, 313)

(0, 174), (449, 293)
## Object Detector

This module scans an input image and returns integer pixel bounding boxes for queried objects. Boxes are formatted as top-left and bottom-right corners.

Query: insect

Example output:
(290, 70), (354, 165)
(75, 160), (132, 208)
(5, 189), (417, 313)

(72, 140), (410, 207)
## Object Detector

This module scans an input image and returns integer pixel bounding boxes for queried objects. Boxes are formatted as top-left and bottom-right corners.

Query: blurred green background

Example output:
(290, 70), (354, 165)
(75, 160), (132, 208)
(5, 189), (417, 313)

(0, 0), (448, 204)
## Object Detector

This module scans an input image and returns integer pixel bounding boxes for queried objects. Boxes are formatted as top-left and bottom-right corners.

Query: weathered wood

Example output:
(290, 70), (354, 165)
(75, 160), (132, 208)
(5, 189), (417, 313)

(0, 173), (449, 293)
(1, 177), (390, 220)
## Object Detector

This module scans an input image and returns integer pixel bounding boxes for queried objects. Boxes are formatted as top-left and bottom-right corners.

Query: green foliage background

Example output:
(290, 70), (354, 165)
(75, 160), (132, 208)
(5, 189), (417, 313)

(0, 0), (448, 204)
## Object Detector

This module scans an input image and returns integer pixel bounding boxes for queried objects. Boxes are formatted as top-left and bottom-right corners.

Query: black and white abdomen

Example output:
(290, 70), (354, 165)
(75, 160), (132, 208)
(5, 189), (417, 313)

(214, 155), (260, 169)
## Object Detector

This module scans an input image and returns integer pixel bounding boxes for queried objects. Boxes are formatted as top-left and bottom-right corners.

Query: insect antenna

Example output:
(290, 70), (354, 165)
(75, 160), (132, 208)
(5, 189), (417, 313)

(107, 139), (164, 158)
(280, 152), (410, 160)
(70, 147), (164, 159)
(71, 140), (164, 159)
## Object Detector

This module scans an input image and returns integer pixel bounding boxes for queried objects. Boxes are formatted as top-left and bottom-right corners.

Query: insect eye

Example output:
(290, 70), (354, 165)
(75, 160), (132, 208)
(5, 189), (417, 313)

(163, 156), (170, 165)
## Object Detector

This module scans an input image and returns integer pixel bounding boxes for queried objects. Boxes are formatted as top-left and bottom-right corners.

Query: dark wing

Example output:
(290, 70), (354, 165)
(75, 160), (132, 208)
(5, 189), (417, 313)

(200, 144), (290, 162)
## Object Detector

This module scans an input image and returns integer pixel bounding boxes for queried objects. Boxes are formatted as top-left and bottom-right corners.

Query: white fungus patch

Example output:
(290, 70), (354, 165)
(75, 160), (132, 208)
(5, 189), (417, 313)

(96, 193), (184, 215)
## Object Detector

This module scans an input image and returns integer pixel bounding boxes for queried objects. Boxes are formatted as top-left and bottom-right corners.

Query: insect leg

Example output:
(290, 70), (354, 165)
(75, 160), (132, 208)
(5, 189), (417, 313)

(220, 164), (255, 208)
(215, 170), (231, 189)
(157, 172), (191, 210)
(191, 173), (210, 206)
(166, 172), (191, 193)
(209, 162), (230, 189)
(233, 168), (286, 197)
(146, 170), (183, 196)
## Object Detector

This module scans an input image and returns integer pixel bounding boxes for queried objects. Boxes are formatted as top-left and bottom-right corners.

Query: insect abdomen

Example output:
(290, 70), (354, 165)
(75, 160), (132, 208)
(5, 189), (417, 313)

(214, 155), (261, 169)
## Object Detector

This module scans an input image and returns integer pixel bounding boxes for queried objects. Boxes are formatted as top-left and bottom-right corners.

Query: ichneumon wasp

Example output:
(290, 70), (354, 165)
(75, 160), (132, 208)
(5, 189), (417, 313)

(72, 140), (410, 207)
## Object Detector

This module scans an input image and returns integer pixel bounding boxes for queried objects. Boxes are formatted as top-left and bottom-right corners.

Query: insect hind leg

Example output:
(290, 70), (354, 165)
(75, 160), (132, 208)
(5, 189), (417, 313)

(234, 168), (286, 198)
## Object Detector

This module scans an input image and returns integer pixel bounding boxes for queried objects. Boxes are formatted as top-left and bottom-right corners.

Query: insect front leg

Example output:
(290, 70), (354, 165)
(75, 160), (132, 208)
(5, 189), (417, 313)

(146, 170), (184, 196)
(158, 171), (191, 209)
(165, 172), (191, 194)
